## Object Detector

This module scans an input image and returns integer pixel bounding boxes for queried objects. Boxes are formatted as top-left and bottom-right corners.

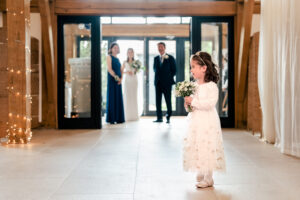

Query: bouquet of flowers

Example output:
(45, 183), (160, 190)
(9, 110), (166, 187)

(175, 81), (197, 112)
(130, 60), (143, 74)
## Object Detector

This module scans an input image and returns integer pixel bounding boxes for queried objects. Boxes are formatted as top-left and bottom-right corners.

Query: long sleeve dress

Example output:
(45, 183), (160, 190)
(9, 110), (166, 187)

(183, 81), (226, 174)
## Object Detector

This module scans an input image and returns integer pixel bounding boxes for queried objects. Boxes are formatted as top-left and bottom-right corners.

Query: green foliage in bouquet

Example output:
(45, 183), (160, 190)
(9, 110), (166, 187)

(175, 81), (197, 112)
(130, 60), (144, 74)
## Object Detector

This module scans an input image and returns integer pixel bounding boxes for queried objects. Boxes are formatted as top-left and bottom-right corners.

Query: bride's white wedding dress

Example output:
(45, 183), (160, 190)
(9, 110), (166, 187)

(123, 61), (139, 121)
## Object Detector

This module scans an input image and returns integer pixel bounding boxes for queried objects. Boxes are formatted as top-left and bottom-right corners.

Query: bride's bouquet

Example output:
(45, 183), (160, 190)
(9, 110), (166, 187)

(175, 81), (197, 112)
(130, 60), (143, 74)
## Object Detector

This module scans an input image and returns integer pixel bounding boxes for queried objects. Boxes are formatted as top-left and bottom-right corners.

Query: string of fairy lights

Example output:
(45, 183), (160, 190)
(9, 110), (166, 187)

(2, 5), (32, 144)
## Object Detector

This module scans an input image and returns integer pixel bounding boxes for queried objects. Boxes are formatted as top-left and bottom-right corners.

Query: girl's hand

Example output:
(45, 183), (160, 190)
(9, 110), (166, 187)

(184, 96), (193, 105)
(128, 71), (134, 75)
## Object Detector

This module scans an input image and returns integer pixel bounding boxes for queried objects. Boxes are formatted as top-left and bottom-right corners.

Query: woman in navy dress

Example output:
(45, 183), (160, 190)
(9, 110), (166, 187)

(106, 42), (125, 124)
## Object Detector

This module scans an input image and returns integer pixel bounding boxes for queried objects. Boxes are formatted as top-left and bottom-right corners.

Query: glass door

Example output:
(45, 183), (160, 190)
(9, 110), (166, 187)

(191, 17), (234, 127)
(145, 39), (177, 115)
(57, 16), (101, 129)
(101, 38), (145, 117)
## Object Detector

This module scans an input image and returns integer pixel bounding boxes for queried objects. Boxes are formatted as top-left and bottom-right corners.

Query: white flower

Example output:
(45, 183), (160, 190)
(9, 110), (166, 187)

(164, 55), (169, 59)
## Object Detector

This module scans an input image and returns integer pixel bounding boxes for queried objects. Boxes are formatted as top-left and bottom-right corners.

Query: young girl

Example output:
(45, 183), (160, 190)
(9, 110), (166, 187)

(183, 51), (226, 188)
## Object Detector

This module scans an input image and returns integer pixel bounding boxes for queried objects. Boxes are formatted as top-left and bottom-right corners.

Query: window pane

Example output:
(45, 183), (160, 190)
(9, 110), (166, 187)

(148, 40), (176, 111)
(101, 17), (111, 24)
(147, 17), (181, 24)
(64, 23), (91, 118)
(185, 41), (191, 81)
(182, 17), (191, 24)
(101, 40), (108, 112)
(201, 23), (229, 117)
(116, 40), (145, 115)
(112, 17), (146, 24)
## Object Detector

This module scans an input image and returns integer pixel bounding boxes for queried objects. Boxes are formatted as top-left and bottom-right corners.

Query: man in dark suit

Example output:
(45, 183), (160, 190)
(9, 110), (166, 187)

(153, 42), (176, 123)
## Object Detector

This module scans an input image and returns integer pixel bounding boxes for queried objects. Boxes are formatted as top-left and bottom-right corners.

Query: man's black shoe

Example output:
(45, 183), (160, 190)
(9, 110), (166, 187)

(153, 119), (163, 123)
(166, 118), (170, 124)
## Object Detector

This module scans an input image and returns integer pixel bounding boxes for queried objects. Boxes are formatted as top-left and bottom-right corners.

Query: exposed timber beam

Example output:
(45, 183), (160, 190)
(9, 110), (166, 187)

(55, 1), (236, 16)
(38, 0), (56, 127)
(237, 0), (254, 102)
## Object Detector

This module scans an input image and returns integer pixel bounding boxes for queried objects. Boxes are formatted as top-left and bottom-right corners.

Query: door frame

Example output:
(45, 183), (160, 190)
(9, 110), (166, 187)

(57, 16), (101, 129)
(191, 16), (235, 128)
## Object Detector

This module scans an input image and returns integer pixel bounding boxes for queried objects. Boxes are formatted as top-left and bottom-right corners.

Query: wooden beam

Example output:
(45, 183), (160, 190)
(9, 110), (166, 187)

(0, 0), (6, 11)
(5, 0), (32, 143)
(235, 1), (243, 127)
(237, 0), (254, 102)
(39, 0), (56, 127)
(30, 0), (39, 13)
(102, 24), (189, 37)
(254, 1), (261, 14)
(50, 0), (58, 128)
(55, 1), (236, 16)
(236, 0), (254, 129)
(0, 1), (8, 138)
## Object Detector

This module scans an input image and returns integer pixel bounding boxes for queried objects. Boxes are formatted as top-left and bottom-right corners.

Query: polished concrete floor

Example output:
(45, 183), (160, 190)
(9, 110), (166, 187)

(1, 117), (300, 200)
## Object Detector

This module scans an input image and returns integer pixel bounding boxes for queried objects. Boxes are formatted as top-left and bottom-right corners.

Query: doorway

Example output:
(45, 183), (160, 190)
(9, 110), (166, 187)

(57, 16), (235, 128)
(57, 16), (101, 129)
(191, 16), (235, 127)
(101, 36), (190, 117)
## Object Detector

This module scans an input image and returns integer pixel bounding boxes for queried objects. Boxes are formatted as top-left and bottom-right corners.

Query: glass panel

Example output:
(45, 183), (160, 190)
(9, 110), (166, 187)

(64, 23), (91, 118)
(101, 17), (111, 24)
(184, 41), (191, 81)
(101, 40), (145, 115)
(147, 17), (181, 24)
(181, 17), (191, 24)
(101, 40), (108, 112)
(148, 40), (176, 111)
(79, 40), (91, 57)
(116, 40), (145, 115)
(201, 23), (228, 117)
(112, 17), (146, 24)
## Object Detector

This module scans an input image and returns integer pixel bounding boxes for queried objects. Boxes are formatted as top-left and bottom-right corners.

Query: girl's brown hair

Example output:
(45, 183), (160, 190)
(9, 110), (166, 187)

(191, 51), (219, 83)
(108, 42), (119, 55)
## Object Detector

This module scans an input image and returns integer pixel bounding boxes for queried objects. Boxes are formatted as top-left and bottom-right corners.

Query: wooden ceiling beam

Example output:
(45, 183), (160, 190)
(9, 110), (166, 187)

(102, 24), (190, 37)
(55, 1), (237, 16)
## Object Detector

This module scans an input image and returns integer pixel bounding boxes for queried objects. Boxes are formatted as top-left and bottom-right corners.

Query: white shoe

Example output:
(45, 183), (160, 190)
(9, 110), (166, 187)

(195, 180), (214, 188)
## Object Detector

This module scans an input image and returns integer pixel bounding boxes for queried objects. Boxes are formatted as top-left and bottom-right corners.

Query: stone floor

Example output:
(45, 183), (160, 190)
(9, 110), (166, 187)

(1, 117), (300, 200)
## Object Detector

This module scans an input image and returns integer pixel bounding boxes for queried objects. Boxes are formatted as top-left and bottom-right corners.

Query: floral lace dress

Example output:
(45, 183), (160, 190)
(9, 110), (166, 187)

(183, 81), (226, 173)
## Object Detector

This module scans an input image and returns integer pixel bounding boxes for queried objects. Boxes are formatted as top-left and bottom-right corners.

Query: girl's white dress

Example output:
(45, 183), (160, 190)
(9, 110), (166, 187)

(183, 81), (226, 173)
(123, 62), (139, 121)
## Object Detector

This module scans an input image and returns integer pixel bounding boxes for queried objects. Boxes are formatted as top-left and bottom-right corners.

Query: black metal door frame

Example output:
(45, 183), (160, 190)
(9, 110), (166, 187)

(57, 16), (101, 129)
(191, 16), (235, 128)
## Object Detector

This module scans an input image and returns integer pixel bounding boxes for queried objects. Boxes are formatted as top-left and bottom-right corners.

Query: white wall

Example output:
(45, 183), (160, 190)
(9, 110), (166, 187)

(29, 13), (42, 122)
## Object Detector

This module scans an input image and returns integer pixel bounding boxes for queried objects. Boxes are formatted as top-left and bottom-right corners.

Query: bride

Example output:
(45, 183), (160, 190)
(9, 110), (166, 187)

(122, 48), (139, 121)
